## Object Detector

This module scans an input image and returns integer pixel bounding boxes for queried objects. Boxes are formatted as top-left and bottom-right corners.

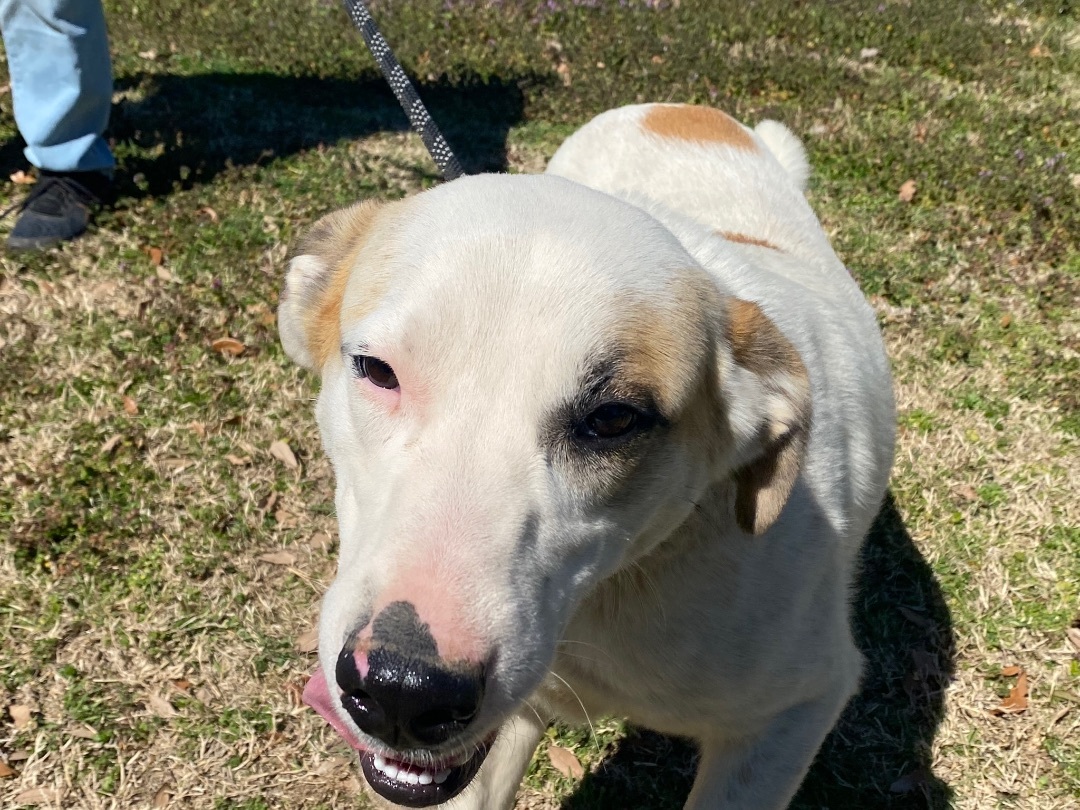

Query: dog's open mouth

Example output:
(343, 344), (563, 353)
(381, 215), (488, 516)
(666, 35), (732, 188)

(303, 666), (492, 807)
(359, 743), (490, 807)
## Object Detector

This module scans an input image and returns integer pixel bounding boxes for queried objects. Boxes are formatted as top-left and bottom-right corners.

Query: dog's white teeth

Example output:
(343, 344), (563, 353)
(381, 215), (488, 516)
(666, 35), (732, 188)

(373, 754), (450, 786)
(373, 756), (401, 780)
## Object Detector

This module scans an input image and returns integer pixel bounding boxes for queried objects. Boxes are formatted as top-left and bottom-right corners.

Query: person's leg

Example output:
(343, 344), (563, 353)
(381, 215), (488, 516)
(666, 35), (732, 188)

(0, 0), (114, 173)
(1, 0), (115, 249)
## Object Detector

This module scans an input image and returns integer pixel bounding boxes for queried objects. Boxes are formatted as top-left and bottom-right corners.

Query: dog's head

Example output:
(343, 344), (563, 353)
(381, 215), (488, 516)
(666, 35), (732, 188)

(279, 175), (810, 806)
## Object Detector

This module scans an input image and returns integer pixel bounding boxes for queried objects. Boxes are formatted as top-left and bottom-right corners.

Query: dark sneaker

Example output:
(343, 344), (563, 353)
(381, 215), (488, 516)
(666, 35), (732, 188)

(5, 170), (113, 252)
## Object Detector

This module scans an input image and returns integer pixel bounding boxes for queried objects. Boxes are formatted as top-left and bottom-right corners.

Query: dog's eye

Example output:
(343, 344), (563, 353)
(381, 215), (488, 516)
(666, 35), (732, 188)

(576, 403), (642, 442)
(353, 355), (399, 390)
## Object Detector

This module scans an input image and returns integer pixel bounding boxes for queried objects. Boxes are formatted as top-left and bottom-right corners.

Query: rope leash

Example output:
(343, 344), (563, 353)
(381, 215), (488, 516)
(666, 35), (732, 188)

(342, 0), (465, 181)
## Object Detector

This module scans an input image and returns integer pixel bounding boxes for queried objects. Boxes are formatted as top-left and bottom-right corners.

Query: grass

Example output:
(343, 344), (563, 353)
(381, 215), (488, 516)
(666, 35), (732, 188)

(1, 0), (1078, 807)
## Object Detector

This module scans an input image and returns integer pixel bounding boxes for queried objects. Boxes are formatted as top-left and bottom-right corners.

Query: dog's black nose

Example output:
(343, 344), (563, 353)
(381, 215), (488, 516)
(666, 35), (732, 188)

(336, 644), (485, 748)
(335, 602), (485, 749)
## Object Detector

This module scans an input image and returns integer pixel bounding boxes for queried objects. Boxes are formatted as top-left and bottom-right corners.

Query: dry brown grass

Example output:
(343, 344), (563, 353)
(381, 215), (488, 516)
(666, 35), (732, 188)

(3, 0), (1079, 807)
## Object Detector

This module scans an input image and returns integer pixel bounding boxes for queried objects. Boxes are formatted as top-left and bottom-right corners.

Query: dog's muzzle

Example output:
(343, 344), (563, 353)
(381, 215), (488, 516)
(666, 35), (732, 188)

(304, 601), (495, 807)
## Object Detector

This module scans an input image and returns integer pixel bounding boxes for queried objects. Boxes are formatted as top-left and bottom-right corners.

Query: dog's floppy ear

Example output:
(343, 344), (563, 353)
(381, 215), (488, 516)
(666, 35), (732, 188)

(278, 200), (386, 371)
(721, 298), (812, 535)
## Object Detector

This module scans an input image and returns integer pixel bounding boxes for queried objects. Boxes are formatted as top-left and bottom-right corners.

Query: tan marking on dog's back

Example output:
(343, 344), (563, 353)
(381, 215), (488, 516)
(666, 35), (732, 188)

(296, 201), (392, 369)
(719, 231), (782, 252)
(641, 105), (757, 151)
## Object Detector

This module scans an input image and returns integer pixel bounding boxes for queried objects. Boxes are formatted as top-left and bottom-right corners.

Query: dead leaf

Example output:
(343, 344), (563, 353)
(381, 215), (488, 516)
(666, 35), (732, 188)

(1001, 665), (1022, 677)
(0, 760), (15, 778)
(296, 627), (320, 653)
(15, 788), (60, 804)
(171, 679), (192, 693)
(258, 550), (297, 566)
(274, 508), (297, 528)
(1050, 705), (1072, 725)
(138, 48), (159, 60)
(993, 668), (1028, 714)
(189, 422), (207, 438)
(148, 693), (178, 718)
(152, 786), (172, 808)
(898, 179), (917, 203)
(10, 170), (35, 185)
(122, 395), (139, 415)
(650, 55), (664, 64)
(156, 266), (174, 283)
(547, 744), (584, 779)
(66, 725), (98, 740)
(100, 434), (123, 455)
(269, 440), (299, 469)
(261, 492), (279, 514)
(954, 484), (979, 501)
(8, 751), (30, 762)
(9, 704), (32, 728)
(913, 121), (929, 144)
(211, 337), (245, 357)
(556, 62), (572, 87)
(309, 531), (332, 552)
(198, 206), (219, 223)
(1066, 625), (1080, 655)
(225, 454), (251, 466)
(146, 246), (164, 266)
(999, 313), (1013, 329)
(859, 47), (880, 60)
(1029, 43), (1051, 58)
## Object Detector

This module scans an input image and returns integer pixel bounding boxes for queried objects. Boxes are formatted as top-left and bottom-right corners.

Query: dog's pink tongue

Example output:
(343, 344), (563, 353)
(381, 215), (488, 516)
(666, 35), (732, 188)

(303, 667), (366, 751)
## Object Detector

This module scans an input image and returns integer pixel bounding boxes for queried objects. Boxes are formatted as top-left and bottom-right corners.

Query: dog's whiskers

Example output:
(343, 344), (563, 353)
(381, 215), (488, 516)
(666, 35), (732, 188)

(523, 699), (548, 732)
(547, 669), (601, 755)
(557, 639), (616, 665)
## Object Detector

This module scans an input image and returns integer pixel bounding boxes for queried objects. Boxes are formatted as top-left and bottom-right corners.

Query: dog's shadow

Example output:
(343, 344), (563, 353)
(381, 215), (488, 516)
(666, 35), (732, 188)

(561, 492), (955, 809)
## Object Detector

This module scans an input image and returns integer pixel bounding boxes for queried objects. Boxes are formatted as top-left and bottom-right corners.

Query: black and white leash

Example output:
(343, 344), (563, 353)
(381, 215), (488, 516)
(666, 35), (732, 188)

(341, 0), (466, 182)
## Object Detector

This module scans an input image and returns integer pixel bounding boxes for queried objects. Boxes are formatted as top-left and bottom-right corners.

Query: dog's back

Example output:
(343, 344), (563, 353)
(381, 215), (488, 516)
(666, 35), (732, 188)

(547, 103), (895, 550)
(546, 104), (829, 271)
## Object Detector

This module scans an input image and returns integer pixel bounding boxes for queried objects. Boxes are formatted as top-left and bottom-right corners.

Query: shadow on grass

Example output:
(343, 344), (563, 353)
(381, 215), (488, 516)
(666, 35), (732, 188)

(563, 492), (955, 810)
(1, 71), (532, 196)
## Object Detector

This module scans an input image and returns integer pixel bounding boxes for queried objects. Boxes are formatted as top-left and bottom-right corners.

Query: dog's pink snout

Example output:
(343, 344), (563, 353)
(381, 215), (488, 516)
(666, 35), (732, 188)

(336, 601), (486, 749)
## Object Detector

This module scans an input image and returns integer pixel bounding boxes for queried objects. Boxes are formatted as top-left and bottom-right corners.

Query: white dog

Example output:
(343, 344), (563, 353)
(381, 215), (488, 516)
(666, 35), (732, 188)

(278, 103), (895, 809)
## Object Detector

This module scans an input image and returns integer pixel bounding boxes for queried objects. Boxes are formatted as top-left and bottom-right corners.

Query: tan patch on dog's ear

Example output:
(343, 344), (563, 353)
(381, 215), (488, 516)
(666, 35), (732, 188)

(719, 231), (782, 252)
(279, 200), (392, 371)
(615, 272), (718, 415)
(726, 299), (811, 535)
(641, 105), (757, 151)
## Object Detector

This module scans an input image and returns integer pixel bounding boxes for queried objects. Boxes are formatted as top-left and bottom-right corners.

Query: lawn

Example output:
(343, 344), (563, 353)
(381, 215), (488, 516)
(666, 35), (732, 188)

(1, 0), (1078, 808)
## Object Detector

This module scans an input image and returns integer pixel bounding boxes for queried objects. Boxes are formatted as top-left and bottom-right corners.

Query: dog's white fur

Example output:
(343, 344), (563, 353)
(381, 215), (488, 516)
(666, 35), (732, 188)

(279, 103), (895, 809)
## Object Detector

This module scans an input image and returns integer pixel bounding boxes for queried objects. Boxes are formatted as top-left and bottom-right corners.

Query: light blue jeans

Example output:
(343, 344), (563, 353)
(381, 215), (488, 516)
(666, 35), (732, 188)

(0, 0), (114, 173)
